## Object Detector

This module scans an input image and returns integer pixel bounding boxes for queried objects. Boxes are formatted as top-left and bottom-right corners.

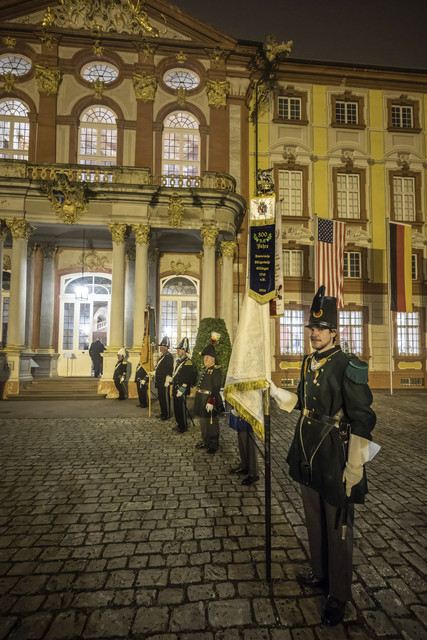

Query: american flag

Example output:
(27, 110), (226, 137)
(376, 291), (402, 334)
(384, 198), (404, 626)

(317, 217), (346, 308)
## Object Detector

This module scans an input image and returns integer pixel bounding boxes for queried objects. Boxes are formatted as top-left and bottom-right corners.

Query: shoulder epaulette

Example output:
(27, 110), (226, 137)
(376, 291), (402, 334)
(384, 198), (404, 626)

(184, 359), (193, 366)
(345, 354), (369, 384)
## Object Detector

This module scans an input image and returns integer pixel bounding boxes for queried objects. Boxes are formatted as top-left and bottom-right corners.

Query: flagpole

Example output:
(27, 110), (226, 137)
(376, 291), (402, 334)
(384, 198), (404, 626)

(263, 386), (271, 581)
(314, 214), (318, 293)
(385, 218), (393, 396)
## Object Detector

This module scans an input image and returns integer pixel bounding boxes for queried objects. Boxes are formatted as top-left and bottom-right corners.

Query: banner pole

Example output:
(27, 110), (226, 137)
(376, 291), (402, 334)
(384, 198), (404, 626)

(385, 218), (393, 396)
(263, 386), (271, 582)
(314, 214), (318, 293)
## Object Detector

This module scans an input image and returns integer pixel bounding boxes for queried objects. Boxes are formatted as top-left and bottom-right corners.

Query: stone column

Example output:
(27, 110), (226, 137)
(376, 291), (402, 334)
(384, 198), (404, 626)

(132, 224), (150, 348)
(108, 223), (128, 350)
(25, 242), (38, 349)
(201, 224), (218, 319)
(38, 243), (57, 350)
(147, 247), (159, 310)
(125, 247), (136, 349)
(221, 241), (237, 340)
(0, 221), (9, 338)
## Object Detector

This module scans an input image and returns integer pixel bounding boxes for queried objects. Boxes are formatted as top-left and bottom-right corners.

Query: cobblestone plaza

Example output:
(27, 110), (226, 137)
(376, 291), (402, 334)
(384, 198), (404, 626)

(0, 391), (426, 639)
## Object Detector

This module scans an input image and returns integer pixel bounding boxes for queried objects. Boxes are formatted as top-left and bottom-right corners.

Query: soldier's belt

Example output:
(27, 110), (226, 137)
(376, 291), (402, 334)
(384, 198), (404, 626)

(301, 408), (344, 428)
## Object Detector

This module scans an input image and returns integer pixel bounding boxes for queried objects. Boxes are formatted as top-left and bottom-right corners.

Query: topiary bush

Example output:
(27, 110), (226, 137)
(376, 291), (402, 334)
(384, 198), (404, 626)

(192, 317), (231, 384)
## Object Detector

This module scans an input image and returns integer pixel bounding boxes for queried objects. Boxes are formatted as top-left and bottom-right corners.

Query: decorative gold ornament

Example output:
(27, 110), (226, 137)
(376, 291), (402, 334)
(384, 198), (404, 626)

(5, 218), (35, 241)
(40, 243), (58, 259)
(176, 86), (187, 106)
(206, 80), (230, 109)
(35, 65), (62, 96)
(209, 47), (225, 67)
(132, 73), (157, 102)
(42, 6), (55, 27)
(265, 35), (293, 63)
(79, 249), (108, 272)
(2, 37), (16, 48)
(41, 174), (88, 224)
(108, 223), (129, 244)
(170, 259), (191, 275)
(39, 28), (57, 50)
(1, 72), (15, 93)
(132, 224), (151, 245)
(279, 361), (303, 370)
(221, 241), (237, 259)
(201, 224), (218, 247)
(3, 255), (11, 270)
(27, 242), (38, 258)
(137, 40), (154, 60)
(92, 79), (105, 99)
(0, 220), (9, 241)
(398, 361), (422, 370)
(92, 39), (104, 55)
(168, 193), (184, 228)
(176, 50), (187, 63)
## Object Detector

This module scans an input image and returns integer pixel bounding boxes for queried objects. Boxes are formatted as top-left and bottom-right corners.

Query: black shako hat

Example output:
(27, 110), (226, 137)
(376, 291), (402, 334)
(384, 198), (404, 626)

(306, 286), (337, 329)
(159, 336), (170, 348)
(176, 337), (190, 352)
(201, 344), (217, 360)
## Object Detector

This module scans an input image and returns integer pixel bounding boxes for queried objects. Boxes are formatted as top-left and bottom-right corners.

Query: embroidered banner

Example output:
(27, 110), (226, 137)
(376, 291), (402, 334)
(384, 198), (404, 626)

(249, 196), (276, 304)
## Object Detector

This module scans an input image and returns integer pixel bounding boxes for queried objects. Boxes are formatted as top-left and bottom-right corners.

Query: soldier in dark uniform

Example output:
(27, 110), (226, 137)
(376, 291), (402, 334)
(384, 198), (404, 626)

(154, 336), (174, 420)
(134, 362), (148, 408)
(287, 286), (377, 626)
(113, 348), (128, 400)
(89, 338), (105, 378)
(229, 409), (259, 485)
(194, 343), (222, 453)
(171, 337), (195, 433)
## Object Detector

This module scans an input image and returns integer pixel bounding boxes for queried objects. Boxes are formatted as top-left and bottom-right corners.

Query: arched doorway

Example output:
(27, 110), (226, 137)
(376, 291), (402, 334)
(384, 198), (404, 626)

(159, 275), (199, 350)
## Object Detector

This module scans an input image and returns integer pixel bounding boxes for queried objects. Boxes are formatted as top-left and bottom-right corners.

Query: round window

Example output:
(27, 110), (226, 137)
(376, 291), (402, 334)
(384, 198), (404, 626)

(81, 63), (119, 84)
(0, 54), (31, 76)
(163, 68), (199, 91)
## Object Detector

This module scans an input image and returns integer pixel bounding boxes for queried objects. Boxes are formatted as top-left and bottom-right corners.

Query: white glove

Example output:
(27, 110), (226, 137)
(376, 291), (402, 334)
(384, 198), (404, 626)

(269, 380), (298, 413)
(140, 380), (146, 386)
(342, 463), (363, 497)
(231, 408), (239, 417)
(205, 403), (214, 413)
(177, 390), (183, 397)
(164, 375), (172, 387)
(342, 434), (380, 497)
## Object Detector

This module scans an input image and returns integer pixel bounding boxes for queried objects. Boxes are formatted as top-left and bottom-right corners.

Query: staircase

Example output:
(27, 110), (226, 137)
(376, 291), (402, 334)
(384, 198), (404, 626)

(7, 377), (106, 401)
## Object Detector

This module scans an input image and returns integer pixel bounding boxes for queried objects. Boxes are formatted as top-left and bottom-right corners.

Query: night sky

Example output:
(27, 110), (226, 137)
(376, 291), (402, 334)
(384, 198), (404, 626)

(172, 0), (427, 70)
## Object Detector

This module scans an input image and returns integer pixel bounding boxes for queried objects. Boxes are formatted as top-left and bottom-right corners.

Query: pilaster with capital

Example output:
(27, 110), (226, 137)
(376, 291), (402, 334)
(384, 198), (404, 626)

(108, 224), (128, 352)
(25, 243), (38, 348)
(0, 221), (9, 341)
(201, 225), (218, 319)
(132, 225), (150, 347)
(220, 241), (236, 339)
(38, 243), (58, 351)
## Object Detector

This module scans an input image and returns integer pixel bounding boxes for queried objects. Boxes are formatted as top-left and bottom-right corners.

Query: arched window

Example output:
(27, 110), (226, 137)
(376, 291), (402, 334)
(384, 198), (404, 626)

(160, 275), (199, 350)
(0, 99), (30, 160)
(162, 111), (200, 180)
(78, 105), (117, 166)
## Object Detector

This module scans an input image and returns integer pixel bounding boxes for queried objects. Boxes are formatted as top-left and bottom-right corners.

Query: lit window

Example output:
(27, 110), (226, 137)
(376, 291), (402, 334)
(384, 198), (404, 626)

(335, 101), (358, 125)
(337, 173), (360, 218)
(279, 170), (303, 216)
(344, 252), (361, 278)
(162, 111), (200, 181)
(0, 54), (31, 76)
(78, 106), (117, 167)
(393, 176), (415, 222)
(280, 310), (304, 355)
(339, 311), (363, 354)
(397, 312), (420, 356)
(391, 105), (413, 128)
(163, 69), (199, 90)
(63, 302), (74, 350)
(412, 254), (417, 280)
(283, 250), (303, 276)
(0, 99), (30, 160)
(278, 96), (301, 120)
(160, 276), (199, 350)
(81, 63), (118, 84)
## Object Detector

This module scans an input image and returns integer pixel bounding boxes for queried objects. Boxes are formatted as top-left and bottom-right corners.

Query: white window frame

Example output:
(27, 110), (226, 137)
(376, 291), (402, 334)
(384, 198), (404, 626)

(393, 176), (416, 222)
(283, 249), (303, 276)
(278, 96), (301, 120)
(159, 275), (200, 351)
(162, 111), (200, 181)
(343, 252), (361, 278)
(396, 312), (420, 356)
(279, 310), (304, 356)
(279, 169), (303, 216)
(335, 100), (358, 125)
(339, 310), (363, 355)
(391, 104), (413, 129)
(337, 173), (360, 219)
(78, 105), (117, 167)
(0, 98), (30, 160)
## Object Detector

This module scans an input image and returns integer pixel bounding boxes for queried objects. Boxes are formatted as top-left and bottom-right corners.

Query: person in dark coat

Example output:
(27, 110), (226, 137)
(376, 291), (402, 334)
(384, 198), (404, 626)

(113, 348), (128, 400)
(134, 362), (148, 408)
(171, 337), (195, 433)
(194, 343), (222, 453)
(154, 336), (174, 420)
(89, 338), (105, 378)
(229, 409), (259, 485)
(287, 286), (378, 626)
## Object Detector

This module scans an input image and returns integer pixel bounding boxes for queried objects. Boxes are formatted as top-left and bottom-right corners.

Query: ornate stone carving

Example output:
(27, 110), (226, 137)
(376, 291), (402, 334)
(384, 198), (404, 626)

(39, 28), (57, 50)
(1, 72), (15, 93)
(168, 193), (184, 228)
(2, 37), (16, 48)
(265, 35), (293, 63)
(221, 241), (237, 259)
(92, 39), (104, 56)
(282, 224), (314, 243)
(108, 223), (129, 244)
(35, 65), (62, 96)
(6, 218), (35, 241)
(412, 230), (426, 249)
(176, 86), (187, 106)
(133, 224), (150, 245)
(345, 226), (372, 246)
(206, 80), (230, 109)
(92, 79), (105, 99)
(79, 249), (108, 271)
(0, 161), (26, 178)
(170, 259), (191, 275)
(341, 149), (355, 171)
(283, 145), (297, 166)
(137, 40), (154, 59)
(148, 247), (160, 264)
(398, 361), (422, 370)
(3, 255), (11, 270)
(228, 77), (250, 97)
(41, 174), (88, 224)
(27, 242), (38, 258)
(398, 152), (411, 171)
(40, 243), (58, 259)
(176, 50), (187, 63)
(201, 224), (218, 247)
(126, 246), (136, 262)
(0, 220), (9, 241)
(209, 47), (225, 68)
(133, 73), (157, 102)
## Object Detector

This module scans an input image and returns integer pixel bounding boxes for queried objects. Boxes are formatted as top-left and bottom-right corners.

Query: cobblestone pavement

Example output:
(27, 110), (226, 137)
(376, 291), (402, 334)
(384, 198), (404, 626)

(0, 391), (426, 640)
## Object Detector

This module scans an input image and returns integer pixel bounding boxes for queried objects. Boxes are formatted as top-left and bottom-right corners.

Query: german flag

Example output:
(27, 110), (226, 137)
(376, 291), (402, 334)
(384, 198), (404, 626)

(389, 222), (412, 312)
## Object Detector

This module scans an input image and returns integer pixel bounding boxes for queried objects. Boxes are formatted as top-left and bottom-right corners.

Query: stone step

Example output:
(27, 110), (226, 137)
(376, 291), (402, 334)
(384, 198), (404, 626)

(7, 394), (106, 402)
(7, 377), (107, 401)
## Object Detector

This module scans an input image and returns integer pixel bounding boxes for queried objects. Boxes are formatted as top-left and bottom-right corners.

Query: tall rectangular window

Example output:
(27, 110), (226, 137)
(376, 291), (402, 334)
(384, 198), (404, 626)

(393, 176), (416, 221)
(278, 96), (301, 120)
(337, 173), (360, 218)
(392, 105), (413, 128)
(160, 300), (178, 348)
(279, 170), (303, 216)
(397, 312), (420, 356)
(335, 101), (358, 124)
(63, 302), (74, 350)
(412, 254), (417, 280)
(280, 310), (304, 355)
(78, 303), (91, 351)
(343, 252), (361, 278)
(283, 250), (303, 276)
(339, 311), (363, 355)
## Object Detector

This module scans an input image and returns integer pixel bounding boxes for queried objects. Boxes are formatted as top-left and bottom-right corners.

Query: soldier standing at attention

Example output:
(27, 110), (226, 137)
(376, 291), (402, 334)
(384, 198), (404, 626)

(171, 337), (195, 433)
(134, 361), (148, 408)
(194, 341), (222, 454)
(113, 348), (128, 400)
(154, 337), (174, 420)
(287, 286), (378, 626)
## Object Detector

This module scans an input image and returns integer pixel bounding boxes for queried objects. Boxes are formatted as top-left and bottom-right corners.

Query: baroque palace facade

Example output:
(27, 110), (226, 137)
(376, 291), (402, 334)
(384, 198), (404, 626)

(0, 0), (425, 397)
